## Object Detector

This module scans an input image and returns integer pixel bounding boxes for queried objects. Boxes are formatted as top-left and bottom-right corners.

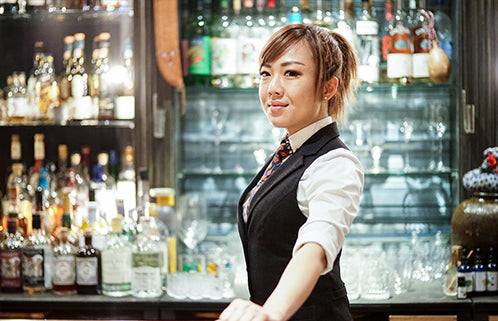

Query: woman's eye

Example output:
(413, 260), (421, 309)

(260, 71), (270, 77)
(285, 70), (300, 77)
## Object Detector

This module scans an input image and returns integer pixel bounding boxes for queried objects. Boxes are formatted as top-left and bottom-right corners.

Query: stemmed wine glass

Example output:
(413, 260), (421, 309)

(367, 119), (386, 174)
(209, 106), (228, 173)
(399, 119), (415, 172)
(176, 193), (209, 253)
(428, 103), (450, 171)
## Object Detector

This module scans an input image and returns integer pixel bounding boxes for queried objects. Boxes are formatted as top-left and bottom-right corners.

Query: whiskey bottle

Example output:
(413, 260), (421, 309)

(7, 164), (30, 238)
(36, 54), (60, 121)
(102, 216), (132, 297)
(52, 227), (77, 295)
(6, 72), (28, 124)
(131, 216), (163, 298)
(22, 204), (53, 294)
(0, 213), (24, 293)
(76, 231), (101, 294)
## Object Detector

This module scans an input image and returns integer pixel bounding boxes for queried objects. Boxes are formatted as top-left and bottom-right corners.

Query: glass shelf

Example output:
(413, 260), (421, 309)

(0, 119), (135, 129)
(0, 8), (133, 23)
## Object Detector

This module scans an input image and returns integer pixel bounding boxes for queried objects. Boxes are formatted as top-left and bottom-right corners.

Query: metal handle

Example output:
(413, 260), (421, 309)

(462, 89), (475, 134)
(152, 92), (166, 139)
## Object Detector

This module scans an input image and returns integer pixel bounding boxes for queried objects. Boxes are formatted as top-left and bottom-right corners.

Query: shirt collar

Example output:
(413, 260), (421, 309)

(287, 117), (333, 152)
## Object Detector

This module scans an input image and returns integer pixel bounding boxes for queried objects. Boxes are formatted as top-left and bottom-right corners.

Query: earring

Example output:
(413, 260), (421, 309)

(324, 96), (328, 100)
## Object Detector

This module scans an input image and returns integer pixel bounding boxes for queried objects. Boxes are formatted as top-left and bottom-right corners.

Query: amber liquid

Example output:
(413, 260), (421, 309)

(52, 283), (77, 295)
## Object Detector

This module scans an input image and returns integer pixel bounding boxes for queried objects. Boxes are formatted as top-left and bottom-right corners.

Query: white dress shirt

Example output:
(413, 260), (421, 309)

(287, 117), (364, 275)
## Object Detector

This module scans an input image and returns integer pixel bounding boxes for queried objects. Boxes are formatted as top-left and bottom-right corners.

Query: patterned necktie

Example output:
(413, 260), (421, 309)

(245, 135), (293, 221)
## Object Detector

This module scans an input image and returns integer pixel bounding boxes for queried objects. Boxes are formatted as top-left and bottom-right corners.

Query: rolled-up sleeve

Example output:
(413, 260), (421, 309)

(292, 148), (364, 274)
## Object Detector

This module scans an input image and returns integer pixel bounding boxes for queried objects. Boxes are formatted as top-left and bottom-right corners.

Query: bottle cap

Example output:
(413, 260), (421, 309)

(71, 152), (81, 166)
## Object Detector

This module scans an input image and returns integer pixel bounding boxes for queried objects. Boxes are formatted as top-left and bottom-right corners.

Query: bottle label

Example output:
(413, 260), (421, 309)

(131, 266), (162, 292)
(474, 271), (487, 292)
(211, 38), (237, 76)
(188, 36), (211, 76)
(102, 248), (132, 284)
(71, 74), (88, 98)
(237, 37), (264, 74)
(76, 257), (98, 285)
(457, 271), (473, 293)
(27, 0), (46, 5)
(412, 53), (429, 78)
(390, 29), (411, 54)
(53, 255), (76, 286)
(487, 271), (498, 291)
(356, 20), (378, 36)
(387, 53), (412, 78)
(1, 251), (22, 288)
(7, 97), (29, 119)
(22, 248), (45, 287)
(412, 26), (431, 53)
(115, 96), (135, 120)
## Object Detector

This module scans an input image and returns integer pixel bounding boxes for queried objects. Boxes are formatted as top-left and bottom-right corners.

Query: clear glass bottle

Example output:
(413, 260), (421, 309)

(36, 54), (60, 121)
(117, 146), (136, 218)
(0, 213), (24, 293)
(97, 32), (115, 120)
(68, 152), (90, 228)
(92, 152), (118, 222)
(443, 244), (461, 296)
(6, 71), (28, 124)
(387, 0), (412, 85)
(76, 231), (101, 294)
(355, 0), (380, 84)
(407, 0), (430, 82)
(114, 38), (135, 120)
(70, 32), (92, 120)
(457, 249), (473, 296)
(58, 35), (74, 124)
(102, 216), (132, 297)
(210, 0), (237, 88)
(22, 202), (53, 294)
(131, 216), (163, 298)
(27, 41), (45, 121)
(52, 227), (77, 295)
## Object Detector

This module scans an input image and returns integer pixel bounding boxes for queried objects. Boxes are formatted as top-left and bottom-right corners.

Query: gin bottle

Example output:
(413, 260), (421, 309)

(102, 216), (132, 297)
(131, 216), (163, 298)
(52, 227), (77, 295)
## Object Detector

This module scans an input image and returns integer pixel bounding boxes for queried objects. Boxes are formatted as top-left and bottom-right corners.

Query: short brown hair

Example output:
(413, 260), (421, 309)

(259, 24), (358, 120)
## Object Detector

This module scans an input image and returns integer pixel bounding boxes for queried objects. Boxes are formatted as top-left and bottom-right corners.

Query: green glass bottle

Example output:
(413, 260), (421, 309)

(186, 0), (211, 86)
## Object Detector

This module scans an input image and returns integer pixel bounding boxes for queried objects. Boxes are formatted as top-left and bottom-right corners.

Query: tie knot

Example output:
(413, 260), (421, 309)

(276, 135), (292, 160)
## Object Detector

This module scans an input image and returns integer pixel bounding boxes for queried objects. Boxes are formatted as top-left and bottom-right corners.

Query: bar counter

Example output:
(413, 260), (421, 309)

(1, 281), (497, 321)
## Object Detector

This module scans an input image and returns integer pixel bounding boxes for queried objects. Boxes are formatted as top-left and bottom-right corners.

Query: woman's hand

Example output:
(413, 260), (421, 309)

(217, 298), (280, 321)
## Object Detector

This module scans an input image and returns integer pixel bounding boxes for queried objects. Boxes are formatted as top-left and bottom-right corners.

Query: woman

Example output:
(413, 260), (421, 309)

(218, 24), (364, 321)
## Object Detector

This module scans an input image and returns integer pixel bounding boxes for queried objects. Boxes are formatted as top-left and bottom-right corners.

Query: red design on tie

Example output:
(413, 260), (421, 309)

(245, 136), (293, 220)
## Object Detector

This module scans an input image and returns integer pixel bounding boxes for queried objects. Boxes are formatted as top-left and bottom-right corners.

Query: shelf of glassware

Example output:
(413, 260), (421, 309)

(0, 119), (135, 129)
(0, 7), (133, 23)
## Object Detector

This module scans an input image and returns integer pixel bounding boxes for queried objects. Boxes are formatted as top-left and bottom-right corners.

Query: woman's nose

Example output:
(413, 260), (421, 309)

(267, 76), (283, 96)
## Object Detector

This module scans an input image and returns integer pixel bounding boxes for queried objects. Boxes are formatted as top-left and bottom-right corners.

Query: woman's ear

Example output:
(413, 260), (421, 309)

(323, 77), (339, 100)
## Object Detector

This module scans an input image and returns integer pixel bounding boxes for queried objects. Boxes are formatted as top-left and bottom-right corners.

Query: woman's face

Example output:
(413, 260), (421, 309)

(259, 41), (327, 136)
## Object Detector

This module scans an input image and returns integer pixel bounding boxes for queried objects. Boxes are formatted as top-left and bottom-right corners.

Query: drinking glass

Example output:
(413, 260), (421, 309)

(209, 106), (228, 173)
(428, 103), (450, 171)
(176, 193), (209, 251)
(399, 119), (415, 172)
(367, 119), (386, 173)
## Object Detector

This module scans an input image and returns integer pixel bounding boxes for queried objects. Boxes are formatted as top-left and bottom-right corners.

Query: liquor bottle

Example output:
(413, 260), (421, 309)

(6, 71), (28, 124)
(5, 134), (22, 190)
(148, 203), (169, 288)
(117, 146), (136, 218)
(56, 144), (69, 195)
(58, 35), (74, 124)
(387, 0), (412, 85)
(407, 0), (430, 82)
(54, 193), (80, 247)
(235, 0), (264, 88)
(68, 152), (90, 228)
(472, 248), (487, 293)
(355, 0), (380, 84)
(92, 152), (118, 222)
(36, 168), (58, 238)
(28, 133), (46, 198)
(97, 32), (115, 120)
(487, 247), (498, 293)
(379, 0), (394, 81)
(457, 249), (473, 296)
(22, 203), (53, 294)
(102, 216), (132, 297)
(36, 54), (60, 121)
(114, 38), (135, 120)
(52, 227), (77, 295)
(210, 0), (237, 88)
(332, 0), (355, 49)
(76, 231), (101, 294)
(442, 244), (461, 297)
(27, 41), (45, 120)
(70, 33), (93, 120)
(0, 213), (24, 293)
(185, 0), (211, 86)
(26, 0), (48, 13)
(7, 164), (30, 237)
(0, 0), (19, 15)
(131, 216), (163, 298)
(108, 149), (119, 181)
(81, 145), (92, 183)
(79, 188), (108, 251)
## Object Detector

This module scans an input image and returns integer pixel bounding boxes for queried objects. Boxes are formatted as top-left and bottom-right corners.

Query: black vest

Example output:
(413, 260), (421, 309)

(237, 123), (350, 309)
